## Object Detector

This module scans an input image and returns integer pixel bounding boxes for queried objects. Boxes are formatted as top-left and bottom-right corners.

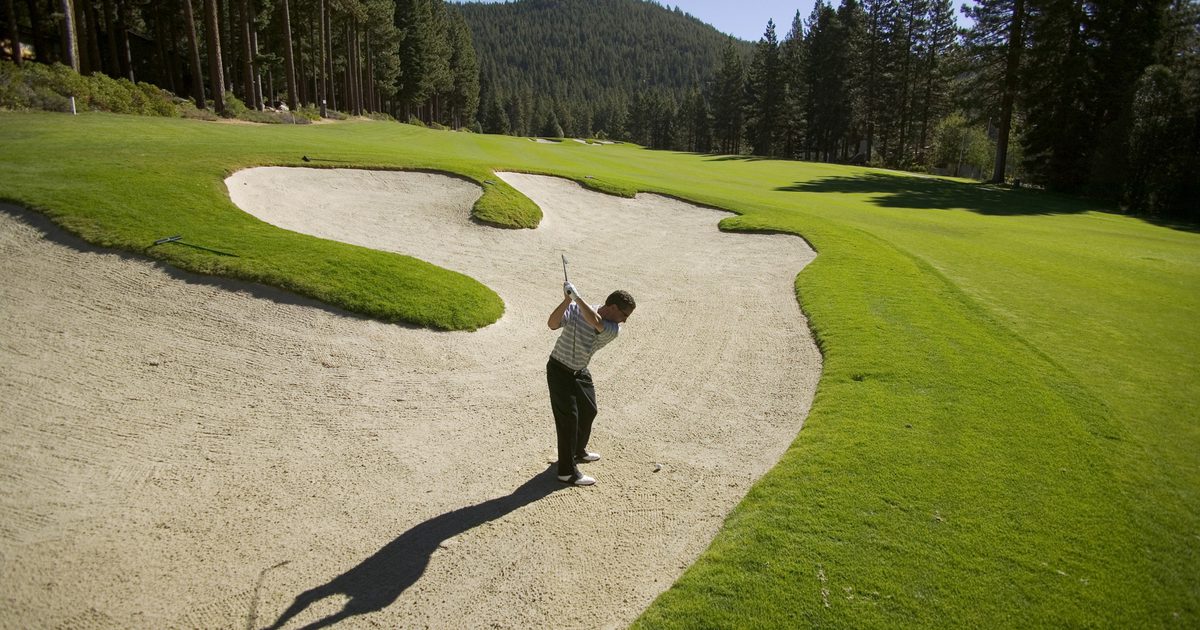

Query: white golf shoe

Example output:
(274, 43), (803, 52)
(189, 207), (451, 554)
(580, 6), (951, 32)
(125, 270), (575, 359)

(557, 472), (596, 486)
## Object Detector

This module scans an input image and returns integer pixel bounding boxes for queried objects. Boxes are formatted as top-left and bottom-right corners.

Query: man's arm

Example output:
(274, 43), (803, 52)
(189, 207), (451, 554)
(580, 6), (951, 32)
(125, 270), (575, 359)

(573, 295), (605, 333)
(547, 294), (571, 330)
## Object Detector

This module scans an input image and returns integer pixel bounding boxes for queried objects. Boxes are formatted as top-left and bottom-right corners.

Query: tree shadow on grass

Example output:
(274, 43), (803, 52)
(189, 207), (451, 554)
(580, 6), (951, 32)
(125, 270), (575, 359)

(704, 154), (774, 162)
(261, 466), (564, 630)
(777, 172), (1106, 217)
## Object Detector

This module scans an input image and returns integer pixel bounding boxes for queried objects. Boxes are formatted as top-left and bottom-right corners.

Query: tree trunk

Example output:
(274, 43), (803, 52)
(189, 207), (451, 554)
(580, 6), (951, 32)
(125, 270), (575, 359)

(344, 21), (354, 115)
(23, 0), (44, 62)
(71, 0), (88, 73)
(85, 0), (101, 75)
(203, 0), (225, 114)
(182, 0), (205, 108)
(121, 0), (135, 78)
(58, 0), (78, 71)
(350, 21), (360, 115)
(307, 7), (317, 107)
(991, 0), (1026, 184)
(280, 0), (297, 111)
(239, 0), (254, 108)
(6, 0), (22, 64)
(248, 3), (262, 109)
(318, 0), (327, 116)
(298, 8), (308, 106)
(218, 0), (232, 93)
(365, 33), (374, 114)
(152, 3), (175, 92)
(357, 24), (365, 114)
(918, 47), (936, 165)
(101, 0), (118, 74)
(324, 0), (333, 111)
(116, 0), (132, 80)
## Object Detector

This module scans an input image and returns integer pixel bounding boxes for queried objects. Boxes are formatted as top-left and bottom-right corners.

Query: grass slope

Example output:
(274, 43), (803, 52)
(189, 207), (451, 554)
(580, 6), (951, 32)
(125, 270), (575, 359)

(1, 112), (1196, 626)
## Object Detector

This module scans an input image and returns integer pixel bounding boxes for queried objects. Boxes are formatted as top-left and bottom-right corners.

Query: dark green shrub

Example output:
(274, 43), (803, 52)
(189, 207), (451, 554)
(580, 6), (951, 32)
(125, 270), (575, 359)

(244, 109), (284, 123)
(224, 93), (250, 117)
(0, 60), (175, 117)
(136, 83), (176, 116)
(83, 72), (134, 113)
(29, 85), (71, 112)
(178, 99), (219, 120)
(296, 104), (322, 121)
(0, 61), (33, 109)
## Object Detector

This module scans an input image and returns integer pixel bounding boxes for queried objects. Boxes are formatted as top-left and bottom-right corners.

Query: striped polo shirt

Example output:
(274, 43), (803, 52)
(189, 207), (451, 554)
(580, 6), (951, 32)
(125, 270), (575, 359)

(550, 302), (619, 371)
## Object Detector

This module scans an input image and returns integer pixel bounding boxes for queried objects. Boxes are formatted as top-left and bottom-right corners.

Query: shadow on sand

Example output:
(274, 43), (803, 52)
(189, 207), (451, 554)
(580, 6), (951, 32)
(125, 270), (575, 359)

(0, 203), (431, 330)
(261, 466), (564, 629)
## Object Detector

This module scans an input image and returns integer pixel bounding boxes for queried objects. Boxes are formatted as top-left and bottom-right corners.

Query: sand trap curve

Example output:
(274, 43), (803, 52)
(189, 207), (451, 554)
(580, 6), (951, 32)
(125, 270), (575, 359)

(0, 170), (819, 629)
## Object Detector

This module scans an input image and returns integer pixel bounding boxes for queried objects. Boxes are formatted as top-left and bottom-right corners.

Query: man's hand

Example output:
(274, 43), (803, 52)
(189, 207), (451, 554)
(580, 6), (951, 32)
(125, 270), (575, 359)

(564, 281), (579, 300)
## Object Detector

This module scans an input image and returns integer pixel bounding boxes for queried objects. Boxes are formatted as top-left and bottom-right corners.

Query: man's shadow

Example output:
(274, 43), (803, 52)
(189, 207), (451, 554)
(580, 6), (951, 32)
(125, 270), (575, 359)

(263, 466), (565, 629)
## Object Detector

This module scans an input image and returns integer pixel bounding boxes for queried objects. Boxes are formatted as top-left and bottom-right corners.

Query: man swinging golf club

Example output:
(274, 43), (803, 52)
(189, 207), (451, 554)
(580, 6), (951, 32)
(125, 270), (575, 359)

(547, 256), (635, 486)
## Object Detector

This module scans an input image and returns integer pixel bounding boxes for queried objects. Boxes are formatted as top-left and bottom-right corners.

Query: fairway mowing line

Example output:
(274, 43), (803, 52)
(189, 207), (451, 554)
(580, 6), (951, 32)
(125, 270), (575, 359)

(0, 170), (820, 629)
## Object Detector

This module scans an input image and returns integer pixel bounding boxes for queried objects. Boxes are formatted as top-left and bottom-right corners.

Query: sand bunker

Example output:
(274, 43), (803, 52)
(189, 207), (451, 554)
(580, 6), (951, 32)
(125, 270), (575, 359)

(0, 170), (819, 628)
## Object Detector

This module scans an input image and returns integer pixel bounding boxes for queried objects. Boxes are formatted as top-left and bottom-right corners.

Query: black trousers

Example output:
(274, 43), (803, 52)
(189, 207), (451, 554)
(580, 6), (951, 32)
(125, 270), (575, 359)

(547, 358), (598, 477)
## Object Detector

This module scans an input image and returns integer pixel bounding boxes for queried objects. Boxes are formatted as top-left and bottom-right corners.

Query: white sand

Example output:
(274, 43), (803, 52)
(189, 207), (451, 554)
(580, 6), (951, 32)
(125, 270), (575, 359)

(0, 169), (819, 629)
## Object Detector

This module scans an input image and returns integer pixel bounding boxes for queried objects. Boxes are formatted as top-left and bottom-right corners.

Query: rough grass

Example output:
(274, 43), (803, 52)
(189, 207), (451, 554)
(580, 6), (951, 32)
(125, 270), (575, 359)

(1, 111), (1197, 626)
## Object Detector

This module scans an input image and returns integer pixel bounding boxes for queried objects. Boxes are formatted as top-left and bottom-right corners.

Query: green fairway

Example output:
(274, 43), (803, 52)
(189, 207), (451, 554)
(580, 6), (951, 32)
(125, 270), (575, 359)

(1, 112), (1196, 626)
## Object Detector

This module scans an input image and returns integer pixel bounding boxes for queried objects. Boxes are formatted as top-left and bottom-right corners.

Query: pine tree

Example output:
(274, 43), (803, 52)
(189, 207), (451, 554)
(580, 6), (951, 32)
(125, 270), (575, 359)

(963, 0), (1025, 183)
(914, 0), (958, 164)
(59, 0), (78, 72)
(280, 0), (298, 111)
(780, 11), (808, 159)
(712, 37), (745, 154)
(1125, 65), (1188, 214)
(744, 19), (784, 156)
(1083, 0), (1173, 197)
(805, 0), (851, 161)
(838, 0), (868, 161)
(862, 0), (900, 163)
(483, 91), (510, 134)
(366, 0), (401, 115)
(1123, 0), (1199, 217)
(182, 0), (206, 109)
(445, 7), (479, 129)
(1019, 0), (1089, 189)
(394, 0), (431, 119)
(5, 0), (21, 64)
(887, 0), (927, 166)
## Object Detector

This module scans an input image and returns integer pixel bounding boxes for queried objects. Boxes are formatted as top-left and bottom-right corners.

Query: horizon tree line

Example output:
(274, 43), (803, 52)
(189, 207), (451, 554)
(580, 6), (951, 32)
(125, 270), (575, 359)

(3, 0), (1195, 218)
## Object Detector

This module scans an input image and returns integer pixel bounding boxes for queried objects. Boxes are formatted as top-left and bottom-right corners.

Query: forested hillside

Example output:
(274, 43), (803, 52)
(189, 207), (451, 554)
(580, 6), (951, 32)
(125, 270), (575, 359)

(457, 0), (751, 138)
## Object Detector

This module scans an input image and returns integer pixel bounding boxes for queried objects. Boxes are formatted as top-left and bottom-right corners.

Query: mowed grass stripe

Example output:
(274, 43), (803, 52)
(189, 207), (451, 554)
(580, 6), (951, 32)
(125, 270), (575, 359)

(1, 112), (1196, 626)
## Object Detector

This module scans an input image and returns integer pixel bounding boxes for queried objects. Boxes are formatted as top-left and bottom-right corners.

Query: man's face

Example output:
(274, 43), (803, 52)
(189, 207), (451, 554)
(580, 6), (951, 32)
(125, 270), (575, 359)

(600, 304), (633, 324)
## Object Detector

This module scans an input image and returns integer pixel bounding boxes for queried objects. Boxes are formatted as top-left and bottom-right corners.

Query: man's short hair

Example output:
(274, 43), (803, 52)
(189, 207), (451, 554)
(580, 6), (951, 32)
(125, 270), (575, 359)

(606, 290), (636, 313)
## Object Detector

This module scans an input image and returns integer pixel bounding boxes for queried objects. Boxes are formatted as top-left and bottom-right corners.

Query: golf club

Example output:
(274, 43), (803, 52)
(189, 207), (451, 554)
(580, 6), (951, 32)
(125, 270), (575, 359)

(151, 234), (238, 257)
(562, 254), (576, 357)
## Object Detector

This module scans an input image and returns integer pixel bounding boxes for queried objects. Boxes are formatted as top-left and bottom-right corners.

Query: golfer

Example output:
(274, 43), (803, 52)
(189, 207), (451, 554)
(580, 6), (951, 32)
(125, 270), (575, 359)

(547, 281), (635, 486)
